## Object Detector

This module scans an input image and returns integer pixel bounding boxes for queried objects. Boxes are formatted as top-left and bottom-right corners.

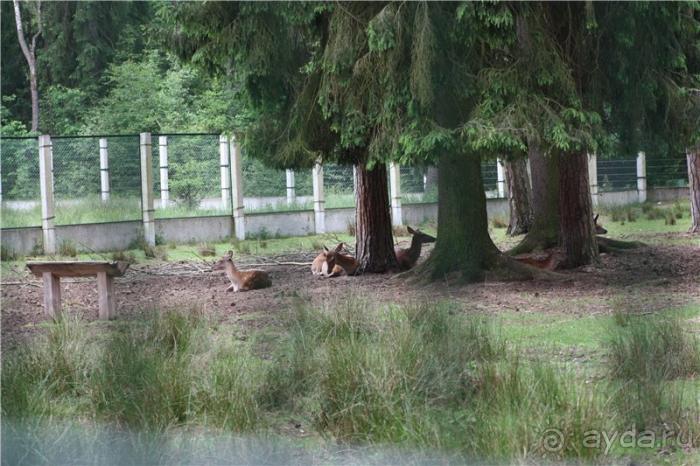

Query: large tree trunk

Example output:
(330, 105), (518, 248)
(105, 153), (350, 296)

(422, 152), (502, 281)
(558, 151), (598, 268)
(508, 141), (559, 254)
(13, 0), (41, 132)
(505, 157), (533, 236)
(354, 163), (398, 272)
(688, 147), (700, 234)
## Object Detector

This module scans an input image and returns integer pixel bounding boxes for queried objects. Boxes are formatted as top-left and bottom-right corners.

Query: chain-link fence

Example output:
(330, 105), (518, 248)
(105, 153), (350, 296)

(647, 154), (689, 188)
(481, 160), (499, 197)
(597, 158), (637, 192)
(241, 151), (290, 212)
(1, 137), (41, 228)
(324, 164), (355, 209)
(152, 134), (227, 218)
(51, 135), (142, 225)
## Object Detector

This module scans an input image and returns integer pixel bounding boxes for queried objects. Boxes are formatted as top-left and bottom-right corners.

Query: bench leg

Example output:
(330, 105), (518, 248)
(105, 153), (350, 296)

(42, 272), (61, 319)
(97, 272), (115, 320)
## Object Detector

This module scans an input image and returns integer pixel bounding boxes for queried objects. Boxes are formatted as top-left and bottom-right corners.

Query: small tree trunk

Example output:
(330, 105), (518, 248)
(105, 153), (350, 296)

(355, 162), (398, 272)
(688, 147), (700, 234)
(13, 0), (41, 132)
(558, 151), (598, 268)
(423, 152), (501, 281)
(505, 157), (533, 236)
(509, 141), (559, 254)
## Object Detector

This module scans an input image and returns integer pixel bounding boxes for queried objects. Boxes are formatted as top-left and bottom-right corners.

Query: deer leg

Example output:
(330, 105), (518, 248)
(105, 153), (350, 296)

(226, 284), (235, 292)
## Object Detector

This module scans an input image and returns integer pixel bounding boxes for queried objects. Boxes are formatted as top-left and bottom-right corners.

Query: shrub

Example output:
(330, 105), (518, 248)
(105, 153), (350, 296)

(491, 217), (507, 229)
(58, 240), (78, 257)
(111, 250), (136, 263)
(1, 245), (19, 262)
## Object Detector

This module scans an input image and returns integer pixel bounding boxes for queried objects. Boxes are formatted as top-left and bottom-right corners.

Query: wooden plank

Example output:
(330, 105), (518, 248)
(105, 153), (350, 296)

(42, 272), (61, 319)
(26, 261), (129, 278)
(96, 272), (115, 320)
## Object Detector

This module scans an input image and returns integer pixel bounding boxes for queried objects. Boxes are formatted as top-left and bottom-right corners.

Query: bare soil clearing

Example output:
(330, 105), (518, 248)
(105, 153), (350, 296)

(2, 235), (699, 347)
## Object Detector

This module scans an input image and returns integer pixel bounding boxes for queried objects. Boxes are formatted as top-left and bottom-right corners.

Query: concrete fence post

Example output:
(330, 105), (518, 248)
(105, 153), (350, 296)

(588, 152), (599, 207)
(140, 133), (156, 247)
(389, 162), (402, 226)
(496, 158), (507, 198)
(637, 151), (647, 203)
(99, 138), (110, 202)
(352, 165), (358, 197)
(158, 136), (170, 208)
(286, 169), (296, 205)
(38, 135), (56, 254)
(312, 160), (325, 234)
(219, 135), (231, 210)
(230, 135), (246, 240)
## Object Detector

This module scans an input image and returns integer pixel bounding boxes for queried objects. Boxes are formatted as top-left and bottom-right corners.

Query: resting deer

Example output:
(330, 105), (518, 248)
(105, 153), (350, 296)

(395, 226), (436, 270)
(213, 250), (271, 292)
(594, 214), (607, 234)
(323, 243), (360, 277)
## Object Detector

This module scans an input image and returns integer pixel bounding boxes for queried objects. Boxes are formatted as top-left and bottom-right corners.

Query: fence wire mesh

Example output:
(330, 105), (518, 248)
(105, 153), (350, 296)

(153, 134), (227, 218)
(51, 136), (142, 225)
(647, 154), (689, 188)
(1, 137), (41, 228)
(323, 164), (355, 209)
(597, 158), (637, 192)
(481, 160), (499, 197)
(400, 165), (437, 204)
(241, 152), (291, 212)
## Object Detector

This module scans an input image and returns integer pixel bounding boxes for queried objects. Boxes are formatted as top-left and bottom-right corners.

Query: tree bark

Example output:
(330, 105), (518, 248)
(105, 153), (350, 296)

(508, 141), (559, 254)
(688, 147), (700, 234)
(13, 0), (41, 132)
(558, 150), (598, 268)
(422, 152), (502, 281)
(505, 156), (533, 236)
(354, 162), (398, 273)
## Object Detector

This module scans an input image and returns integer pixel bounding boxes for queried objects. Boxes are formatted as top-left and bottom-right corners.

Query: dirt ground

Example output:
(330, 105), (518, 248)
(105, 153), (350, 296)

(2, 234), (699, 348)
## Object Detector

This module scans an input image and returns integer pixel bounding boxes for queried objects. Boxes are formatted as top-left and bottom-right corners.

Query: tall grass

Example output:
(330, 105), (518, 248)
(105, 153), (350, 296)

(606, 312), (700, 439)
(2, 309), (263, 432)
(262, 300), (606, 460)
(4, 300), (699, 462)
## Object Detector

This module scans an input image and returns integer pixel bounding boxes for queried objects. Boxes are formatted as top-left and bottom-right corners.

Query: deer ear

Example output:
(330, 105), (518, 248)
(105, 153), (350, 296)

(323, 246), (329, 253)
(407, 226), (415, 234)
(335, 243), (343, 252)
(594, 214), (599, 222)
(226, 250), (233, 257)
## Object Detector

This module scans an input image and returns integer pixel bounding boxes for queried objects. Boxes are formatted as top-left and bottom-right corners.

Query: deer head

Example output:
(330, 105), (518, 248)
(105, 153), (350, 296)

(323, 243), (345, 271)
(213, 250), (234, 271)
(407, 226), (436, 244)
(594, 214), (607, 234)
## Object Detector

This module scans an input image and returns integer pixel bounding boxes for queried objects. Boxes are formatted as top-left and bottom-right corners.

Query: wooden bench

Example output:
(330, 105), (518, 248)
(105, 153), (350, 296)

(26, 261), (129, 320)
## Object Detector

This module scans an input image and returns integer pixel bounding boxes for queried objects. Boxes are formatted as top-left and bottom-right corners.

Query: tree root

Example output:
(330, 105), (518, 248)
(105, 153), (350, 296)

(506, 233), (558, 256)
(397, 250), (563, 284)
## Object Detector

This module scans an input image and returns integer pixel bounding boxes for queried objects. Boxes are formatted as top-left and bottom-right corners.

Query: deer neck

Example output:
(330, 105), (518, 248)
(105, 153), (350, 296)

(407, 236), (423, 264)
(224, 261), (243, 285)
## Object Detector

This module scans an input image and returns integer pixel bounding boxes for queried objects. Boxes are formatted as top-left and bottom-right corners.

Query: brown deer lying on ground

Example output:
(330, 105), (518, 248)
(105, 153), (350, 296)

(395, 226), (436, 270)
(213, 250), (271, 291)
(323, 243), (360, 277)
(311, 245), (350, 276)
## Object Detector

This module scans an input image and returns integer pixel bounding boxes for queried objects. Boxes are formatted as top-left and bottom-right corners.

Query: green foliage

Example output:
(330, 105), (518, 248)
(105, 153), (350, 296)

(169, 159), (208, 209)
